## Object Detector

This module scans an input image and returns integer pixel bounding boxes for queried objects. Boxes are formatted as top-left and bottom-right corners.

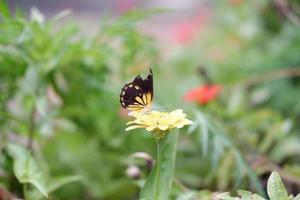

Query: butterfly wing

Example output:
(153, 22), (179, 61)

(120, 69), (153, 111)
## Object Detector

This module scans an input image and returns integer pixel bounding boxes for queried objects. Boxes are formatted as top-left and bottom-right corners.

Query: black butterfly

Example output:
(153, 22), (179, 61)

(120, 69), (153, 111)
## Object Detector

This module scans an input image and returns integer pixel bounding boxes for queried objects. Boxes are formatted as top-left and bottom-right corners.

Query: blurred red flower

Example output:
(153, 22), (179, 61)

(115, 0), (136, 14)
(171, 21), (198, 44)
(171, 8), (210, 44)
(184, 84), (222, 105)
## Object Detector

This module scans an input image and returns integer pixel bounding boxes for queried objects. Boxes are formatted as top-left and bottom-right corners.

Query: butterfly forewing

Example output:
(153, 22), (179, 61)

(120, 69), (153, 111)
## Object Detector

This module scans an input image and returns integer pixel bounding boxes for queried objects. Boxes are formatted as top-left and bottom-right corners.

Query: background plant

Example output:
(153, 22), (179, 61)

(0, 0), (300, 199)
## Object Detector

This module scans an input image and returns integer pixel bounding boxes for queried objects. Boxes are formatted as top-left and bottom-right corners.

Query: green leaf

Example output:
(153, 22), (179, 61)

(195, 112), (209, 156)
(47, 175), (81, 194)
(208, 120), (265, 195)
(267, 171), (289, 200)
(216, 192), (236, 200)
(176, 190), (213, 200)
(140, 130), (179, 200)
(237, 190), (252, 200)
(7, 143), (48, 197)
(0, 0), (10, 18)
(253, 194), (266, 200)
(29, 175), (81, 199)
(49, 9), (72, 23)
(176, 191), (196, 200)
(216, 191), (266, 200)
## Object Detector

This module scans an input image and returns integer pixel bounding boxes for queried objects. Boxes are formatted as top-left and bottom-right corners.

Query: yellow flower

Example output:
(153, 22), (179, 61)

(125, 109), (193, 138)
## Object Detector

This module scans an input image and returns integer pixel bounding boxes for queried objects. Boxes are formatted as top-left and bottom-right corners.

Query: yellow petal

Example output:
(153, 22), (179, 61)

(158, 125), (169, 131)
(146, 126), (156, 131)
(125, 108), (193, 133)
(125, 125), (146, 131)
(126, 121), (136, 125)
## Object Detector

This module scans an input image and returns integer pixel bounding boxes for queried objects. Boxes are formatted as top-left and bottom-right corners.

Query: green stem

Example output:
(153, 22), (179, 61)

(23, 183), (29, 200)
(154, 138), (161, 200)
(27, 106), (35, 152)
(140, 130), (179, 199)
(23, 153), (31, 200)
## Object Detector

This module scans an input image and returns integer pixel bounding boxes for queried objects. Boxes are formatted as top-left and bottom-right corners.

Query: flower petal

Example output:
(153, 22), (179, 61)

(125, 125), (146, 131)
(125, 108), (193, 135)
(158, 125), (169, 131)
(146, 126), (156, 131)
(126, 121), (136, 125)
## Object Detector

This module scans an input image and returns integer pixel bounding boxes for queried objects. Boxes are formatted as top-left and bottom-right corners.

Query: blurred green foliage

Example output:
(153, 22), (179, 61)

(0, 1), (158, 199)
(217, 171), (299, 200)
(158, 0), (300, 198)
(0, 0), (300, 199)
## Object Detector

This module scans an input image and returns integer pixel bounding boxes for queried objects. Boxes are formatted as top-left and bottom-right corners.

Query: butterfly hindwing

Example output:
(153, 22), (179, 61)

(120, 69), (153, 111)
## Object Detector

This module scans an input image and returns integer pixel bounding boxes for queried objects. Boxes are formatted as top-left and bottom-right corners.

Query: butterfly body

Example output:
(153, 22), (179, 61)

(120, 69), (153, 111)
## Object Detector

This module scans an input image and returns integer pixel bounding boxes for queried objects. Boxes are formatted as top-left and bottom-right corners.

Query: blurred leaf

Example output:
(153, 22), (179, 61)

(208, 118), (265, 195)
(1, 0), (300, 199)
(30, 7), (45, 24)
(284, 165), (300, 179)
(49, 9), (72, 23)
(217, 192), (236, 200)
(267, 171), (289, 200)
(0, 0), (10, 18)
(7, 143), (48, 197)
(29, 175), (81, 200)
(269, 136), (300, 163)
(253, 194), (267, 200)
(140, 130), (179, 200)
(237, 190), (252, 199)
(217, 191), (266, 200)
(217, 152), (234, 190)
(197, 190), (213, 200)
(195, 112), (209, 156)
(47, 175), (81, 194)
(294, 194), (300, 200)
(176, 191), (196, 200)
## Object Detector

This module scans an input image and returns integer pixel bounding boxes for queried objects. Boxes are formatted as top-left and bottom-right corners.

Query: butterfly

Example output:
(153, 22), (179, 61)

(120, 69), (153, 111)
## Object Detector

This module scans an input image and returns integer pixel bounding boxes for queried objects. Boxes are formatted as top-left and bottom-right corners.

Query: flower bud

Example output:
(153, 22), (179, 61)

(126, 165), (140, 179)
